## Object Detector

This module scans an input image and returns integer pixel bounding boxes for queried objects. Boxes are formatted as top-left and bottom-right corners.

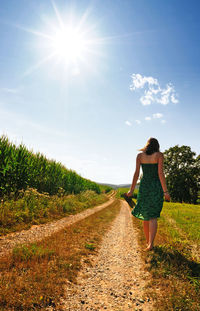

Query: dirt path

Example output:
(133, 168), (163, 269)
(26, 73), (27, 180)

(57, 200), (153, 311)
(0, 196), (115, 257)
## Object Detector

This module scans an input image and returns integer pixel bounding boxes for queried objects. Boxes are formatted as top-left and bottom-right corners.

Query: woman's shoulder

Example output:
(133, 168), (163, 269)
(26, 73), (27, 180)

(137, 152), (143, 159)
(135, 153), (143, 163)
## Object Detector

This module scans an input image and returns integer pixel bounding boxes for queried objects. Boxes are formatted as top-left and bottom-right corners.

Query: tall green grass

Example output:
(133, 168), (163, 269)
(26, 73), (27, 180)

(0, 135), (100, 198)
(161, 202), (200, 242)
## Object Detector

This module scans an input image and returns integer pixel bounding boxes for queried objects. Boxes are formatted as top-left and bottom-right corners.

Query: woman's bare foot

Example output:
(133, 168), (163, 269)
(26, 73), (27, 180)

(144, 244), (154, 251)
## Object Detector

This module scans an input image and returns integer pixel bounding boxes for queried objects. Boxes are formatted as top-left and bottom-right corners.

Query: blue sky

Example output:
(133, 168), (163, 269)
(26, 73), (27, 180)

(0, 0), (200, 184)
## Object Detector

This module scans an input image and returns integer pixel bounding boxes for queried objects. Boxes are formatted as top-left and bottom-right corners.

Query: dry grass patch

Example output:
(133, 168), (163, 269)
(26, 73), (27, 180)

(0, 200), (120, 310)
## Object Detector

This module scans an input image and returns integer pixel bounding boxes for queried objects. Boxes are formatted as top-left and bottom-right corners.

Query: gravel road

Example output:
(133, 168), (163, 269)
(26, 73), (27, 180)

(58, 200), (153, 311)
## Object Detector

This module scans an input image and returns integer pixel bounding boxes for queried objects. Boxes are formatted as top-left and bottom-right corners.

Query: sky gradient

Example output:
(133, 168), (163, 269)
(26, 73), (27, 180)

(0, 0), (200, 184)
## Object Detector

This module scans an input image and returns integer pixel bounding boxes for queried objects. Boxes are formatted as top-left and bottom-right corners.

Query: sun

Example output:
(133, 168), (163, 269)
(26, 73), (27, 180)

(17, 2), (133, 77)
(51, 26), (87, 64)
(19, 2), (107, 77)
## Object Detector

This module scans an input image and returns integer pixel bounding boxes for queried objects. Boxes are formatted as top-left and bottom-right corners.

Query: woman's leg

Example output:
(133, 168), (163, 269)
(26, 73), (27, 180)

(148, 218), (157, 249)
(143, 220), (149, 244)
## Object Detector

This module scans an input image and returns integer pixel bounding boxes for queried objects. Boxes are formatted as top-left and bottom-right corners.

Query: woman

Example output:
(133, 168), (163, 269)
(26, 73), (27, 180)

(126, 138), (170, 251)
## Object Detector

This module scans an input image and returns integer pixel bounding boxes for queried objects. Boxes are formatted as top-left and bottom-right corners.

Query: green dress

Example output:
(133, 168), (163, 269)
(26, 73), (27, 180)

(131, 163), (164, 221)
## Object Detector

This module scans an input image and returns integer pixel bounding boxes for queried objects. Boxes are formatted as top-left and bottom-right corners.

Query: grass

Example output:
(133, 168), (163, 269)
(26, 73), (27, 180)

(0, 188), (108, 236)
(161, 202), (200, 242)
(130, 201), (200, 311)
(98, 184), (113, 193)
(0, 200), (121, 310)
(12, 244), (55, 262)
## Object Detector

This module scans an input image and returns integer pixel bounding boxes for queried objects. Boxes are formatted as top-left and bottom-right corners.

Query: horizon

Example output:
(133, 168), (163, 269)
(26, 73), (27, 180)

(0, 0), (200, 184)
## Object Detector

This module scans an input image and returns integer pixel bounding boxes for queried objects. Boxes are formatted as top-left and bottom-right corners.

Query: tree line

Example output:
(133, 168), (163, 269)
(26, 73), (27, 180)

(0, 135), (100, 199)
(164, 145), (200, 204)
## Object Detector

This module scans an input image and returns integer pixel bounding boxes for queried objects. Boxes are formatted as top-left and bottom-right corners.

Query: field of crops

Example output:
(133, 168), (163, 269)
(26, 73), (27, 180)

(0, 135), (113, 235)
(0, 135), (100, 198)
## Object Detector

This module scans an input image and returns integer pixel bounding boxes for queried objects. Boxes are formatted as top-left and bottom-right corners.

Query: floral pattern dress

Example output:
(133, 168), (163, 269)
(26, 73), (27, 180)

(131, 163), (164, 220)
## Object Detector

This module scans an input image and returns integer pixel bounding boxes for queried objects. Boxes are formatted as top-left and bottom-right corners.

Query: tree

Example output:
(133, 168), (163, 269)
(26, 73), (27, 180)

(163, 145), (200, 204)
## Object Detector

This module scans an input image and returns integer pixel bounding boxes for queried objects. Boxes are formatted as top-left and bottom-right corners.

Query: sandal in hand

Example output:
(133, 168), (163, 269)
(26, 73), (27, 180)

(121, 193), (136, 208)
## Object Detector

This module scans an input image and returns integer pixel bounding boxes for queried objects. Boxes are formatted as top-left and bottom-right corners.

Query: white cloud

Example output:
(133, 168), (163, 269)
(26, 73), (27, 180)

(130, 74), (179, 106)
(135, 119), (141, 124)
(153, 113), (163, 119)
(125, 120), (132, 126)
(130, 73), (158, 90)
(145, 116), (151, 121)
(171, 93), (179, 104)
(140, 91), (153, 106)
(161, 119), (166, 124)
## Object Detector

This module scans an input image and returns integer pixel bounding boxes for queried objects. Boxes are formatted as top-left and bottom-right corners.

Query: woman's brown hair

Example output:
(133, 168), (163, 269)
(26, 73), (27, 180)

(139, 138), (160, 155)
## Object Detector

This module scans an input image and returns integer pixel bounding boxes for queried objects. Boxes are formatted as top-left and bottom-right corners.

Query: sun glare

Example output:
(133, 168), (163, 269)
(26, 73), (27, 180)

(20, 2), (108, 77)
(52, 27), (87, 63)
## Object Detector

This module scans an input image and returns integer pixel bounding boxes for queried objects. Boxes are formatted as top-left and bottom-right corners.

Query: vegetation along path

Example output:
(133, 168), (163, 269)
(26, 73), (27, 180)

(0, 194), (115, 257)
(56, 200), (153, 311)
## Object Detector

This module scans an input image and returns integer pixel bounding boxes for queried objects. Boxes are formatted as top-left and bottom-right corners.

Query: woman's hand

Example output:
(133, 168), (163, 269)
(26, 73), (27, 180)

(126, 190), (133, 197)
(164, 192), (171, 202)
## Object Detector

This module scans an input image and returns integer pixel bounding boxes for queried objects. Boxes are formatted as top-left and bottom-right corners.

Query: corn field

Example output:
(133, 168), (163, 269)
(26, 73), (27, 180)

(0, 135), (100, 198)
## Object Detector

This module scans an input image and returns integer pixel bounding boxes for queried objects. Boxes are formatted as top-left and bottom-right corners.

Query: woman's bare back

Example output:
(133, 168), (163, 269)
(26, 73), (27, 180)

(139, 151), (162, 164)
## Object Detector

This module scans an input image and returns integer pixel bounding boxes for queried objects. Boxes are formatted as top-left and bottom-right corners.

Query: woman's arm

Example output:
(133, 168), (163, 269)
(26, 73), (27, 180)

(127, 154), (141, 196)
(158, 153), (171, 201)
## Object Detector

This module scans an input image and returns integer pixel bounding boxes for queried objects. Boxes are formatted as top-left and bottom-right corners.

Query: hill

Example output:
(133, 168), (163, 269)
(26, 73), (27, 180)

(97, 182), (139, 190)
